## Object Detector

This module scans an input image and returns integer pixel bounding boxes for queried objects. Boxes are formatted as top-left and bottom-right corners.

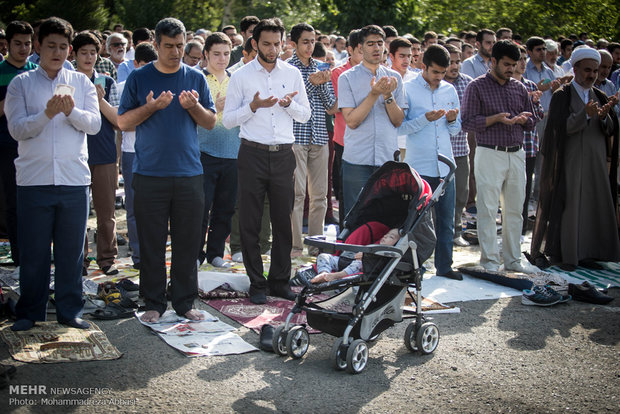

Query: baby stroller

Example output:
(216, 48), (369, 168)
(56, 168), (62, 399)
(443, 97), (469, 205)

(272, 155), (456, 373)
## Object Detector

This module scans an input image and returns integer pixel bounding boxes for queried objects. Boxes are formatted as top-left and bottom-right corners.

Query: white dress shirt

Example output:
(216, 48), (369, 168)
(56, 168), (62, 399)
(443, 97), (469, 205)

(5, 66), (101, 186)
(222, 58), (311, 144)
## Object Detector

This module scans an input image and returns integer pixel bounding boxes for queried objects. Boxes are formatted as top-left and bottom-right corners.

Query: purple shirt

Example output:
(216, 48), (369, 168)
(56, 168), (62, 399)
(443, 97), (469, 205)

(461, 73), (535, 147)
(520, 77), (544, 158)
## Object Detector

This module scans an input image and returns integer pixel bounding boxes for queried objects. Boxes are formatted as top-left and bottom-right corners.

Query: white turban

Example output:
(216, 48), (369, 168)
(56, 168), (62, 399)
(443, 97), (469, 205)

(570, 46), (601, 66)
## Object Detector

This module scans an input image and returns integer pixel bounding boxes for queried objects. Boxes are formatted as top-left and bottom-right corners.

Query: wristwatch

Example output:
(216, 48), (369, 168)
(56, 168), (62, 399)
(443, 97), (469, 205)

(385, 95), (394, 104)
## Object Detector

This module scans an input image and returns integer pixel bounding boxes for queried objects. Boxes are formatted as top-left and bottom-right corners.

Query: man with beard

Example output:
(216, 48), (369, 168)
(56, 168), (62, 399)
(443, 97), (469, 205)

(531, 47), (620, 270)
(461, 40), (535, 272)
(222, 18), (310, 304)
(461, 29), (495, 79)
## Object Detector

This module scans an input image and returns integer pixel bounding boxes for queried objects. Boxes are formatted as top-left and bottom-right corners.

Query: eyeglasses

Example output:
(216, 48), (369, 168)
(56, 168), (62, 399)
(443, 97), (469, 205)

(111, 42), (126, 48)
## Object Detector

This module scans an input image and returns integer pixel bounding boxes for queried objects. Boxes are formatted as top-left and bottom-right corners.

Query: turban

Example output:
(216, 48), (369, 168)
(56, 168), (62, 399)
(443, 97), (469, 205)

(570, 46), (601, 66)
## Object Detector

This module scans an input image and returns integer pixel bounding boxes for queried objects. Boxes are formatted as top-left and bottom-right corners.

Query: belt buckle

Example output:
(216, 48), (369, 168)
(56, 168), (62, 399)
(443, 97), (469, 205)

(268, 144), (279, 152)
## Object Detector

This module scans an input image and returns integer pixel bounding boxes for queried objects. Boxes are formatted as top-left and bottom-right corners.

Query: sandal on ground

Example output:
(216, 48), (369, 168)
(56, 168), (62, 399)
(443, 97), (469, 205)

(98, 282), (122, 304)
(91, 302), (135, 320)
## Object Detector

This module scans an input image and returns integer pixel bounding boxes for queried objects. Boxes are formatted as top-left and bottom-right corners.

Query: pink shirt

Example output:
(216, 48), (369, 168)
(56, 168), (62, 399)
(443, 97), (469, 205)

(331, 60), (353, 146)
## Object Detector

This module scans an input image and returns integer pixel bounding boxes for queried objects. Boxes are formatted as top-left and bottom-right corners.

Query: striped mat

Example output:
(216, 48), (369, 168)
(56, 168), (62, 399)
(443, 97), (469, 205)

(546, 262), (620, 289)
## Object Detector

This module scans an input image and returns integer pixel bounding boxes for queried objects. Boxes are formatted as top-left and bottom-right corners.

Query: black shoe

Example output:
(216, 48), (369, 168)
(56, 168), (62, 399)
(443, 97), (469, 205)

(249, 292), (267, 305)
(290, 265), (317, 287)
(259, 324), (275, 352)
(116, 233), (127, 246)
(568, 282), (613, 305)
(102, 265), (119, 275)
(269, 285), (297, 301)
(58, 318), (90, 329)
(558, 263), (577, 272)
(11, 319), (35, 331)
(436, 270), (463, 281)
(325, 216), (339, 225)
(578, 260), (605, 270)
(82, 267), (88, 276)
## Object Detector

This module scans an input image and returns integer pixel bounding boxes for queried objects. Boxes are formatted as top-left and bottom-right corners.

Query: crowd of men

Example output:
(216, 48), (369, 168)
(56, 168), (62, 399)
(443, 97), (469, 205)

(0, 15), (618, 331)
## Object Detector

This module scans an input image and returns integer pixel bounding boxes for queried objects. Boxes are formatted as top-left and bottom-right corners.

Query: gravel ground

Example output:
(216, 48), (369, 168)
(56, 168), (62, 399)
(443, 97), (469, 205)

(2, 288), (618, 413)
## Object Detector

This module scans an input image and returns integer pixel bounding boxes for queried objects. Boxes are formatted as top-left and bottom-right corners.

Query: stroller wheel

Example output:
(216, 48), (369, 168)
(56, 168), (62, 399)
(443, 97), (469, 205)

(346, 339), (369, 374)
(416, 322), (439, 354)
(404, 322), (418, 352)
(272, 325), (288, 356)
(330, 338), (348, 371)
(286, 326), (309, 359)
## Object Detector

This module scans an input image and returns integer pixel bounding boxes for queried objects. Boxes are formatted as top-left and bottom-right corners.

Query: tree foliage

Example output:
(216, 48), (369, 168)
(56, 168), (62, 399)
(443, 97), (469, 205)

(0, 0), (617, 40)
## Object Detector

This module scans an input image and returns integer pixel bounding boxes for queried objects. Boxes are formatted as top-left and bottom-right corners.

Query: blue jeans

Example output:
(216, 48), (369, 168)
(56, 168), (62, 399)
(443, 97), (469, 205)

(342, 161), (378, 218)
(122, 152), (139, 265)
(199, 152), (237, 263)
(16, 185), (89, 322)
(421, 176), (455, 275)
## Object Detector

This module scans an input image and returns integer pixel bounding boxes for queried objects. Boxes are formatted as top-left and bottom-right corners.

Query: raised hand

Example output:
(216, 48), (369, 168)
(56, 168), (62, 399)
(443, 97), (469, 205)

(60, 95), (75, 116)
(278, 91), (298, 107)
(45, 95), (64, 118)
(445, 108), (459, 122)
(214, 92), (226, 113)
(308, 70), (330, 85)
(95, 84), (106, 102)
(179, 90), (199, 110)
(249, 91), (278, 112)
(425, 109), (446, 122)
(512, 111), (533, 125)
(146, 90), (174, 111)
(585, 100), (599, 118)
(529, 90), (543, 103)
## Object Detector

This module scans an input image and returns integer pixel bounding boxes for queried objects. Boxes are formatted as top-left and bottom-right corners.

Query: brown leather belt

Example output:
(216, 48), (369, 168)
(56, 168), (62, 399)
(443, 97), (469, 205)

(478, 143), (522, 152)
(241, 138), (293, 152)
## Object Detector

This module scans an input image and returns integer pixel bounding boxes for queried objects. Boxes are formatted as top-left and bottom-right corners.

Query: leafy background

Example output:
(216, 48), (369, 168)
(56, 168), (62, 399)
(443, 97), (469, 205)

(0, 0), (617, 40)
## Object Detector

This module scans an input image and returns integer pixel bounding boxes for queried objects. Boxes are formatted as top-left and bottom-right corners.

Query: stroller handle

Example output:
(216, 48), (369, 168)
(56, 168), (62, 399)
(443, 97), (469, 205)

(438, 153), (457, 184)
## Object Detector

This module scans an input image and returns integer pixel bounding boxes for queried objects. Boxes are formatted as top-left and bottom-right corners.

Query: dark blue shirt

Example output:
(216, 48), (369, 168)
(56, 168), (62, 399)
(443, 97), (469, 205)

(118, 63), (215, 177)
(87, 72), (117, 164)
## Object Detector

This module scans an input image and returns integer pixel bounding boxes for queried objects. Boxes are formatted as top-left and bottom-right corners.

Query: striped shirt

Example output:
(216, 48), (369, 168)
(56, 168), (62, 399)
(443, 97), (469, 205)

(288, 52), (336, 146)
(446, 72), (473, 157)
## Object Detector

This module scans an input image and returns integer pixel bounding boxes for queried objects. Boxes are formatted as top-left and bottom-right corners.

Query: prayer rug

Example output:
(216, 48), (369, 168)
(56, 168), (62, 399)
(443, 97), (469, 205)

(0, 321), (122, 363)
(546, 262), (620, 289)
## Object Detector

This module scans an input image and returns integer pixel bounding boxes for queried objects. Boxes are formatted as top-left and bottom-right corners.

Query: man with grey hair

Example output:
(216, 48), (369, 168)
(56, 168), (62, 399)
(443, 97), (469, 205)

(182, 40), (202, 67)
(544, 39), (565, 78)
(118, 17), (217, 323)
(595, 50), (617, 97)
(106, 32), (128, 69)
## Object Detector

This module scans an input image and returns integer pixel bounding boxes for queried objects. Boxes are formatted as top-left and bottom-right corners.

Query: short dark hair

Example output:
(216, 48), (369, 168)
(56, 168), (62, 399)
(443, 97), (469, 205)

(317, 34), (328, 43)
(446, 37), (462, 46)
(525, 36), (545, 51)
(444, 43), (461, 55)
(608, 42), (620, 54)
(240, 16), (260, 33)
(517, 44), (527, 55)
(38, 17), (73, 44)
(560, 38), (572, 50)
(462, 43), (474, 53)
(205, 32), (232, 53)
(184, 39), (202, 55)
(382, 25), (398, 38)
(252, 18), (285, 43)
(113, 24), (123, 31)
(492, 40), (520, 62)
(290, 23), (314, 44)
(132, 27), (152, 45)
(5, 20), (33, 43)
(476, 29), (495, 43)
(243, 37), (253, 53)
(422, 44), (450, 67)
(495, 27), (512, 38)
(423, 31), (438, 42)
(312, 42), (326, 58)
(71, 31), (101, 53)
(359, 25), (385, 43)
(222, 25), (236, 34)
(406, 36), (421, 45)
(348, 29), (362, 50)
(134, 42), (157, 63)
(389, 37), (412, 55)
(154, 17), (185, 45)
(464, 31), (477, 41)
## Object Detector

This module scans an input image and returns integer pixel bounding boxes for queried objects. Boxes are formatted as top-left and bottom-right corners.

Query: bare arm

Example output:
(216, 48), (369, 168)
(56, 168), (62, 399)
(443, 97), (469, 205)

(117, 90), (173, 131)
(179, 90), (217, 130)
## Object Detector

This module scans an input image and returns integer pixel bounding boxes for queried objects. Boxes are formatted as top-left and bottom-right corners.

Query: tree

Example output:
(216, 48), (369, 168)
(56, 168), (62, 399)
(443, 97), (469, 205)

(5, 0), (109, 31)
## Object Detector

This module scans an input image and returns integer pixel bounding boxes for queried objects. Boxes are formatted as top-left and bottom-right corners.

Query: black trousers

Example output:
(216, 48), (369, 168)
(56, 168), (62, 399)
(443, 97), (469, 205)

(0, 146), (18, 265)
(522, 155), (537, 234)
(237, 143), (295, 295)
(333, 142), (344, 225)
(133, 174), (204, 316)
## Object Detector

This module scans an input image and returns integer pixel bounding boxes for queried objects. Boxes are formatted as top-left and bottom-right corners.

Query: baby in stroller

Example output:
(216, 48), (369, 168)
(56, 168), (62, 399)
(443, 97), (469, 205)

(312, 225), (400, 284)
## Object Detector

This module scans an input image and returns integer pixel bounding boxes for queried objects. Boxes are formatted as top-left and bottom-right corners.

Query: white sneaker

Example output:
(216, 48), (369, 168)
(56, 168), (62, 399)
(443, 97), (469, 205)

(481, 263), (500, 272)
(10, 266), (20, 280)
(232, 252), (243, 263)
(453, 236), (470, 247)
(210, 257), (231, 268)
(505, 263), (526, 273)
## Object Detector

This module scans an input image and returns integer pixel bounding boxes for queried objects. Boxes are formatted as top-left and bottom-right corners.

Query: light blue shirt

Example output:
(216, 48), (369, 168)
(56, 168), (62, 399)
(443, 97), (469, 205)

(338, 63), (407, 166)
(461, 53), (490, 79)
(399, 75), (461, 178)
(117, 59), (135, 83)
(524, 59), (556, 111)
(5, 66), (101, 186)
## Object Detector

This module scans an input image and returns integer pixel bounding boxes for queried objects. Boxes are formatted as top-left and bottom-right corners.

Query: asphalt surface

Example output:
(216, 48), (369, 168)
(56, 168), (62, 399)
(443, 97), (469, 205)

(2, 287), (619, 413)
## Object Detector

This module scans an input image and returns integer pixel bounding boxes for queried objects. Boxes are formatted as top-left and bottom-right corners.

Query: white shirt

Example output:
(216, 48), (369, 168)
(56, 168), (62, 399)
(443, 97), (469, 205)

(116, 80), (135, 152)
(5, 66), (101, 186)
(222, 58), (311, 144)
